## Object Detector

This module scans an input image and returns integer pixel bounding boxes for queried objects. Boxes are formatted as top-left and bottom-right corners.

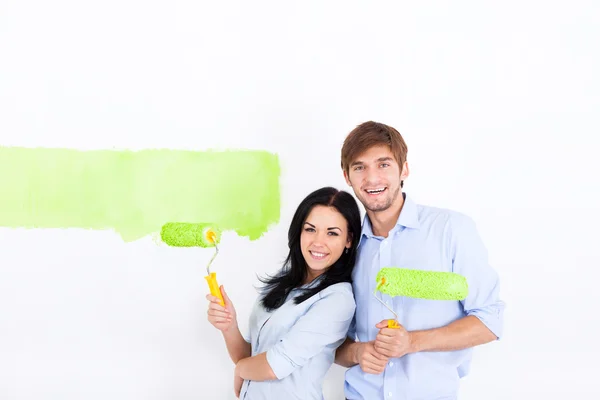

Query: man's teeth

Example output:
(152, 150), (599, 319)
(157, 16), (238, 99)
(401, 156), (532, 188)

(367, 188), (385, 194)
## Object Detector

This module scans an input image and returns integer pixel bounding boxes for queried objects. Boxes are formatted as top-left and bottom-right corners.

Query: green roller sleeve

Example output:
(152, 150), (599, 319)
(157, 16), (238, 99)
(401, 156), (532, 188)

(375, 267), (468, 300)
(160, 222), (221, 247)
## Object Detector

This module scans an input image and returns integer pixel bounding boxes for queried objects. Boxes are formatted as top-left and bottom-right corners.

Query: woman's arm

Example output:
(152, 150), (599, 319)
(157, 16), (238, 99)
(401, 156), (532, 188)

(206, 286), (252, 364)
(222, 325), (252, 364)
(240, 286), (356, 382)
(234, 352), (277, 381)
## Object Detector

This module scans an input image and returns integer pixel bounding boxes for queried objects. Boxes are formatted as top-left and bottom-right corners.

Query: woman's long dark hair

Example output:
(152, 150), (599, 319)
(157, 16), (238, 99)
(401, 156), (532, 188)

(258, 186), (362, 311)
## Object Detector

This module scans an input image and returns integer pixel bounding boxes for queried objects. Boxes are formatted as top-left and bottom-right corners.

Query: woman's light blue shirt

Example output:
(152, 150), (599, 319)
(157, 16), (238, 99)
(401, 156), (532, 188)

(239, 281), (356, 400)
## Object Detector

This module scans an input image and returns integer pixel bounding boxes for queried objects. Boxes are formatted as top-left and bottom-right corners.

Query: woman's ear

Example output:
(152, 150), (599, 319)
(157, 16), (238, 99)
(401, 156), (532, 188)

(346, 232), (353, 247)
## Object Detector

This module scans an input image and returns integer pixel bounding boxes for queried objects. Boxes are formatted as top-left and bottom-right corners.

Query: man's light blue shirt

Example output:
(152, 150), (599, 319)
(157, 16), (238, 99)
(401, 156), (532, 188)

(240, 281), (355, 400)
(344, 193), (505, 400)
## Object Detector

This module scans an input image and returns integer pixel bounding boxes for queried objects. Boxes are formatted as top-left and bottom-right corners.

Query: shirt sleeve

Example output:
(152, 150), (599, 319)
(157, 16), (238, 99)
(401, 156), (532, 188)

(450, 213), (505, 339)
(346, 313), (357, 341)
(265, 286), (356, 379)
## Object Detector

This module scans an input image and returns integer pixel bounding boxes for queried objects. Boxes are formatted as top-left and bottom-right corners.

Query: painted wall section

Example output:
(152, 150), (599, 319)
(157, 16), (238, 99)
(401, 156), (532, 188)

(0, 146), (281, 242)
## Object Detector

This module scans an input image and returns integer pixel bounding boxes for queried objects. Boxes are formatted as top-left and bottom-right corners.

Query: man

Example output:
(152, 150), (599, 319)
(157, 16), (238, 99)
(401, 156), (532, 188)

(334, 121), (504, 400)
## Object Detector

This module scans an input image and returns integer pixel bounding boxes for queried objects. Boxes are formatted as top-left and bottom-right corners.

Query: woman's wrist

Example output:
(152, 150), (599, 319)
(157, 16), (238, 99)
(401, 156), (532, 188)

(234, 361), (241, 375)
(222, 321), (240, 337)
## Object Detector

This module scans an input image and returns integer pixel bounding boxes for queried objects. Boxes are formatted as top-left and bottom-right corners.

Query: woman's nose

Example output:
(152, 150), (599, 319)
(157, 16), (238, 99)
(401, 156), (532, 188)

(312, 232), (328, 246)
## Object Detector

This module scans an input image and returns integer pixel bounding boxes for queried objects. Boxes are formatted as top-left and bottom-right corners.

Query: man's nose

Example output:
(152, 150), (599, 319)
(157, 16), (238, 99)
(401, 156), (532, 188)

(366, 168), (380, 184)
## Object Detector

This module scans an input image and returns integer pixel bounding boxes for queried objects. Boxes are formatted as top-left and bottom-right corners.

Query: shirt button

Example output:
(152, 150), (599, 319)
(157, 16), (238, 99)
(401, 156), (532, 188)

(388, 392), (393, 397)
(389, 361), (394, 367)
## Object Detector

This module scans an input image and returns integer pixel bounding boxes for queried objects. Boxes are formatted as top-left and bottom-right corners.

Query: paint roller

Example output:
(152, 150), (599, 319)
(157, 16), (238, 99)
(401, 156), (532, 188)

(372, 267), (469, 329)
(160, 222), (225, 306)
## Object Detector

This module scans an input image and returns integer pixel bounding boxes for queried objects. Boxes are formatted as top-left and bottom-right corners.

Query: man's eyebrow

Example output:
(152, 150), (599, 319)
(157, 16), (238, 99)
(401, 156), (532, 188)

(350, 157), (394, 166)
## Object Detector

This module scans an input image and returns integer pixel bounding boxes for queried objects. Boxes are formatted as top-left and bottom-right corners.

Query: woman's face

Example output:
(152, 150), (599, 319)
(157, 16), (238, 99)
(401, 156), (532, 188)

(300, 205), (352, 282)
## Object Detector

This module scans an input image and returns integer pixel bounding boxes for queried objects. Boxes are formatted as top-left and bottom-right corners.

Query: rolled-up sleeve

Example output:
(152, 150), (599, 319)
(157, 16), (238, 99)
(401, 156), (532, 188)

(450, 214), (505, 339)
(266, 287), (356, 379)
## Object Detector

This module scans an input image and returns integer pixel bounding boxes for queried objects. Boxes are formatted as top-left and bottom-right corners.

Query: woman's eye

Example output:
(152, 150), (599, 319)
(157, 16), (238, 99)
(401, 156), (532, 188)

(327, 232), (339, 236)
(304, 227), (315, 232)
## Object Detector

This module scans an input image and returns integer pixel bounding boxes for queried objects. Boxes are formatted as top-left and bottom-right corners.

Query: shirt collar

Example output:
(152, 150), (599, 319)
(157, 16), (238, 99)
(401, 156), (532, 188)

(358, 192), (420, 247)
(294, 275), (324, 291)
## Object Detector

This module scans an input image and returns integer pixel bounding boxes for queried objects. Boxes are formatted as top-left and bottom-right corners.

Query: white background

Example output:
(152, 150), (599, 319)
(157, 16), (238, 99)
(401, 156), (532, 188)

(1, 1), (599, 399)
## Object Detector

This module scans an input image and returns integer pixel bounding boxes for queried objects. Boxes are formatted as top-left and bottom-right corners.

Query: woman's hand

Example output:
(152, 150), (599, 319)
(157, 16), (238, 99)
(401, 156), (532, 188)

(206, 285), (237, 333)
(234, 372), (244, 398)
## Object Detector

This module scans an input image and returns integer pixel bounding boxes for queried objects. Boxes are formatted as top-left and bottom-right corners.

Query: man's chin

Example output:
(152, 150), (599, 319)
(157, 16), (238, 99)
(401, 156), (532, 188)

(364, 200), (393, 213)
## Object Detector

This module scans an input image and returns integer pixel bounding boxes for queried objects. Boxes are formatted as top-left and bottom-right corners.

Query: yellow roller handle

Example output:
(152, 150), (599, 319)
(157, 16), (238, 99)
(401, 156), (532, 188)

(205, 272), (224, 307)
(387, 319), (400, 329)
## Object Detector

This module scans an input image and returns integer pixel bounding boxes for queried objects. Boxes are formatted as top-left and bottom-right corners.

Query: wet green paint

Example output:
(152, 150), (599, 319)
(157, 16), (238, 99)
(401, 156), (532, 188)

(160, 222), (221, 248)
(0, 146), (281, 242)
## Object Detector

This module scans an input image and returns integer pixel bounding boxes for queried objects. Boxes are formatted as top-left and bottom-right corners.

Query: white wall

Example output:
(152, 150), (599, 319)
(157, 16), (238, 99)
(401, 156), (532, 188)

(1, 1), (599, 399)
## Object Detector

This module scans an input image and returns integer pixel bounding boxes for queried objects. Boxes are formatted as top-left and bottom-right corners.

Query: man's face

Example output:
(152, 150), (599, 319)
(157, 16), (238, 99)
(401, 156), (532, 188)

(344, 145), (408, 213)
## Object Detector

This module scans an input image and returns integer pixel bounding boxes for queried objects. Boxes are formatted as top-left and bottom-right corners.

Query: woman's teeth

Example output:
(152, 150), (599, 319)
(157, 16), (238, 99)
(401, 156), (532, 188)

(310, 251), (327, 259)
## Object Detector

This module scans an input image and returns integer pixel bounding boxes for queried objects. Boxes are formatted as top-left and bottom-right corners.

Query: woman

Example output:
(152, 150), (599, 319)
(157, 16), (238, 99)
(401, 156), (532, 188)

(206, 186), (362, 399)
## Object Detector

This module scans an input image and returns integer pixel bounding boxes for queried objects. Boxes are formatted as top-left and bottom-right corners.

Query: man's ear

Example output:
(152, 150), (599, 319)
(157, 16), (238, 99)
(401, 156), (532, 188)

(401, 161), (410, 181)
(343, 169), (352, 186)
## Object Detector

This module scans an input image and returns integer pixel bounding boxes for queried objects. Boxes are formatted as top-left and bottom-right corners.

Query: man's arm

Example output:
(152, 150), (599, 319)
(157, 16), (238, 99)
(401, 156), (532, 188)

(375, 213), (504, 358)
(375, 315), (497, 358)
(336, 337), (390, 374)
(335, 313), (362, 367)
(450, 213), (504, 342)
(335, 337), (360, 367)
(409, 315), (497, 353)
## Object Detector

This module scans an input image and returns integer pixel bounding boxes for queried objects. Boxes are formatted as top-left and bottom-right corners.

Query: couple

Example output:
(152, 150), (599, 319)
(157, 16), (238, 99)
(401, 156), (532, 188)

(206, 121), (505, 400)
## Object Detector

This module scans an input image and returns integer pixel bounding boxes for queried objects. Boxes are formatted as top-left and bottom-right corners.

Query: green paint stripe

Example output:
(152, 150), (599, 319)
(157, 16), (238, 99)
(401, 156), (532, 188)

(0, 146), (281, 242)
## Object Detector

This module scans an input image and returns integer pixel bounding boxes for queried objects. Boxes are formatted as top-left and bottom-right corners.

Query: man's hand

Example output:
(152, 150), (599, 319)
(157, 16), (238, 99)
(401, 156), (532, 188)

(374, 320), (414, 358)
(355, 341), (389, 374)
